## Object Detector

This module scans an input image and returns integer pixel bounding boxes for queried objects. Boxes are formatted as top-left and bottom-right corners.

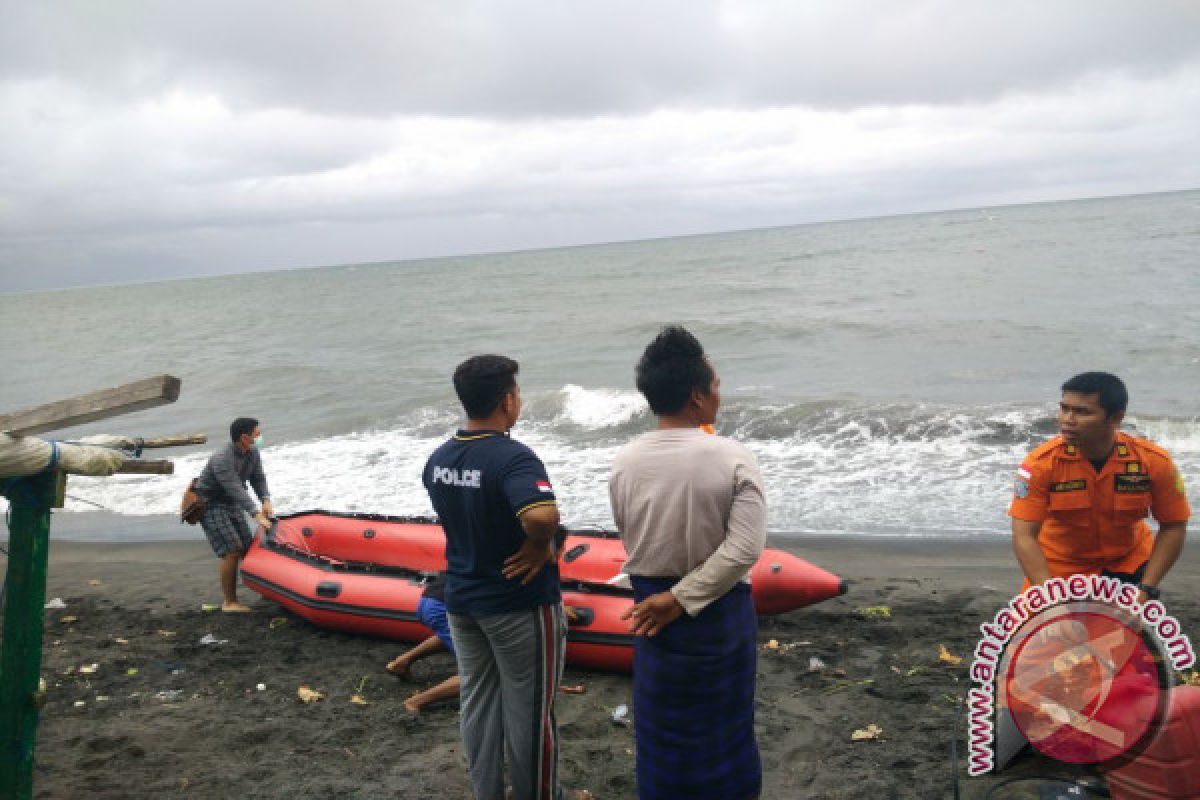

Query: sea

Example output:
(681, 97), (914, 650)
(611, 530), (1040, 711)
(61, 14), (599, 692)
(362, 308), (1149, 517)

(2, 189), (1198, 542)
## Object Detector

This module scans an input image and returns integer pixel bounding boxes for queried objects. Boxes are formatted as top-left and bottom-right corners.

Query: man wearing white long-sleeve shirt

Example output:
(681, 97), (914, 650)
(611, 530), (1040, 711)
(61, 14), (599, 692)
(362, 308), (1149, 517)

(608, 325), (766, 800)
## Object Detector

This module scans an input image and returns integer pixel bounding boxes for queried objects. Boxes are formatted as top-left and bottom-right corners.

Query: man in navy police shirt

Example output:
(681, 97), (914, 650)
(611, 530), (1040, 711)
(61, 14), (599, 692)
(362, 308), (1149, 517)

(423, 354), (567, 800)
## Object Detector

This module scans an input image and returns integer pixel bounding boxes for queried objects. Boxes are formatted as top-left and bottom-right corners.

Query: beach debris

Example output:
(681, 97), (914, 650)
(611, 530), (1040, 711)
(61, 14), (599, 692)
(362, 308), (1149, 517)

(126, 668), (138, 676)
(59, 615), (78, 624)
(611, 704), (631, 728)
(808, 656), (826, 673)
(198, 633), (228, 646)
(937, 644), (963, 666)
(766, 638), (780, 650)
(349, 676), (369, 706)
(155, 690), (184, 702)
(160, 661), (185, 675)
(200, 603), (218, 612)
(1182, 671), (1200, 687)
(851, 723), (884, 742)
(39, 677), (47, 693)
(560, 684), (586, 695)
(297, 685), (325, 704)
(113, 637), (129, 645)
(88, 579), (102, 586)
(78, 663), (99, 675)
(269, 617), (289, 630)
(606, 572), (632, 590)
(157, 629), (176, 638)
(73, 701), (86, 708)
(44, 597), (67, 609)
(764, 638), (807, 654)
(96, 695), (110, 702)
(256, 683), (267, 692)
(856, 605), (891, 619)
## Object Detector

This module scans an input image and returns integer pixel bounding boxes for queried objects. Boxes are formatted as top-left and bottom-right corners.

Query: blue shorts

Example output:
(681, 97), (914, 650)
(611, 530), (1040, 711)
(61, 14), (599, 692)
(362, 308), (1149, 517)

(417, 596), (455, 656)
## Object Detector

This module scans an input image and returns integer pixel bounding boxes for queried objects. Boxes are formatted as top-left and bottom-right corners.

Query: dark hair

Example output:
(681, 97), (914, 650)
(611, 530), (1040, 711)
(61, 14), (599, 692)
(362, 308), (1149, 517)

(453, 355), (519, 419)
(230, 417), (259, 442)
(1061, 372), (1128, 417)
(635, 326), (714, 415)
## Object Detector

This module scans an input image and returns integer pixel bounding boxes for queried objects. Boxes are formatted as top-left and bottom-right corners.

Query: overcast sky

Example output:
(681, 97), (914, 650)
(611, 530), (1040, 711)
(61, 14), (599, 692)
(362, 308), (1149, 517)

(2, 1), (1199, 292)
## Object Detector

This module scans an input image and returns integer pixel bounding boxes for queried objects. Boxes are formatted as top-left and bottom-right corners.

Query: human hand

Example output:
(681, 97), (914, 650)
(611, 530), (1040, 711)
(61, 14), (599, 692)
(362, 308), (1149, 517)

(564, 605), (580, 624)
(502, 538), (556, 585)
(261, 500), (274, 518)
(621, 591), (684, 637)
(254, 512), (271, 531)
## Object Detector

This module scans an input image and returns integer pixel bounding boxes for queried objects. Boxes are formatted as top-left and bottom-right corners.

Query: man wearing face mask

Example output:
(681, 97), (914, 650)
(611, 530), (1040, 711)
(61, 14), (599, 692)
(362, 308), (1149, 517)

(194, 416), (273, 612)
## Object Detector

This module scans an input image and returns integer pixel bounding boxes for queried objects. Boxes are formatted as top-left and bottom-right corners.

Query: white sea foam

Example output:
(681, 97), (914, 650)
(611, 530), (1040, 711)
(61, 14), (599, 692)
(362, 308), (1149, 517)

(554, 385), (647, 430)
(15, 400), (1200, 539)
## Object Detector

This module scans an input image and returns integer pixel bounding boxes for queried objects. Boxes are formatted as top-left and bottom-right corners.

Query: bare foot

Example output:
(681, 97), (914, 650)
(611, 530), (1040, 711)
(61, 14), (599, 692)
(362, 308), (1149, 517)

(403, 694), (423, 714)
(221, 601), (252, 613)
(385, 657), (412, 679)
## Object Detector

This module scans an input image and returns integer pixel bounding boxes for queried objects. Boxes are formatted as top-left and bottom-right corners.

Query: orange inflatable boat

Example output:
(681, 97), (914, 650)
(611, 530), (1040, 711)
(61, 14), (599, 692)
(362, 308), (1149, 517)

(241, 510), (846, 672)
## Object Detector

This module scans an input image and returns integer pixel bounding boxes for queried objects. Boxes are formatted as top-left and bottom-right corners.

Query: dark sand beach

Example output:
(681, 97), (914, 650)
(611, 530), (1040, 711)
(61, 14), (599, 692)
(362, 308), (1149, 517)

(16, 531), (1200, 799)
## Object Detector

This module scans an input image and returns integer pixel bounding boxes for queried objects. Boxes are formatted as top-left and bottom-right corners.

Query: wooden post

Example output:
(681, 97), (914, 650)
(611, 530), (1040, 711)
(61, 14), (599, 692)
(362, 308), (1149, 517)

(0, 471), (55, 800)
(0, 376), (184, 799)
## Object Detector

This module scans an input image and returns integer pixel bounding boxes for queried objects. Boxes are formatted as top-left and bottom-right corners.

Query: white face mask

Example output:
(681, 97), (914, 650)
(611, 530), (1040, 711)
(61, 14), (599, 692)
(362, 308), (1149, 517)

(253, 434), (264, 448)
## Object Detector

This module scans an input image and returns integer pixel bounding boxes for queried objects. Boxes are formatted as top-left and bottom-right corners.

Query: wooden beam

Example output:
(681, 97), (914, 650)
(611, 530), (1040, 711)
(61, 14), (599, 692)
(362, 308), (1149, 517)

(0, 376), (182, 436)
(114, 460), (174, 475)
(139, 434), (206, 449)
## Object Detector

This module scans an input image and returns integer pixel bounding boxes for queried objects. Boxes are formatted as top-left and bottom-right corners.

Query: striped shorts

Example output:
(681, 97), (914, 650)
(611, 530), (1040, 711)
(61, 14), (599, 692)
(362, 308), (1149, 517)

(199, 504), (254, 557)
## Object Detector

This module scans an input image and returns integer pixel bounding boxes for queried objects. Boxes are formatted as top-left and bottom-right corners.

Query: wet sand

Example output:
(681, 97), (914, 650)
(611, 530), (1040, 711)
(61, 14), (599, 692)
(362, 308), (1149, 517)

(16, 533), (1200, 799)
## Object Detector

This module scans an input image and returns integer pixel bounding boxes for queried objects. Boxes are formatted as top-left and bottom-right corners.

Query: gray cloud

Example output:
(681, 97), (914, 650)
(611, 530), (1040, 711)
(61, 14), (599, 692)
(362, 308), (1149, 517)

(1, 1), (1199, 291)
(4, 1), (1199, 116)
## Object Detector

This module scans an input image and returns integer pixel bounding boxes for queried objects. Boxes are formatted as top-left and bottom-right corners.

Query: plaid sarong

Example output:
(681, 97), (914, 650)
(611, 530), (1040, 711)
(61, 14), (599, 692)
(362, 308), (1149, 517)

(199, 504), (254, 557)
(630, 576), (762, 800)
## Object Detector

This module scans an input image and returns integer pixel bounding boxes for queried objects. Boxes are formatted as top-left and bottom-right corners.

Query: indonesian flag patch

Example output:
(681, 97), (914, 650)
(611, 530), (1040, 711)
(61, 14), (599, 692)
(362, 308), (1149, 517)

(536, 480), (553, 493)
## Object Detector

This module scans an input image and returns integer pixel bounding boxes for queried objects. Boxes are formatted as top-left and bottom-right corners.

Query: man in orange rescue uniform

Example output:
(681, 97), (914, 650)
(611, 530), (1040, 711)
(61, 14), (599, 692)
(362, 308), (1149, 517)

(1010, 372), (1189, 603)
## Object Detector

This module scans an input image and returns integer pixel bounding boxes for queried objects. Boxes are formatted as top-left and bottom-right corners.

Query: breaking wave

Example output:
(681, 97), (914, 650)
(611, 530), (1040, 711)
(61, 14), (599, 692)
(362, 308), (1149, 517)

(25, 388), (1200, 540)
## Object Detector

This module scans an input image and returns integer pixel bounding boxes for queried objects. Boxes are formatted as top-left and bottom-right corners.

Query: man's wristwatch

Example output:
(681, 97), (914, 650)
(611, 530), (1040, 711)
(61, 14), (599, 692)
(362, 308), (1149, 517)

(1138, 583), (1161, 601)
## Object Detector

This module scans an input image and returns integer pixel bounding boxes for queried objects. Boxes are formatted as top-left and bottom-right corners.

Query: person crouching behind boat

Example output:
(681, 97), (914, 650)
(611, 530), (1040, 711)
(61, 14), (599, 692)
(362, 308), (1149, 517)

(194, 417), (273, 613)
(423, 354), (569, 800)
(385, 571), (461, 713)
(609, 326), (767, 800)
(387, 568), (580, 715)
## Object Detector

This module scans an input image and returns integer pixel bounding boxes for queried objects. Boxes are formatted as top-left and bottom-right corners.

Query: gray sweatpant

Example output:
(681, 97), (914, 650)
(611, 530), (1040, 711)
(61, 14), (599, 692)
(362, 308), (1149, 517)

(448, 604), (567, 800)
